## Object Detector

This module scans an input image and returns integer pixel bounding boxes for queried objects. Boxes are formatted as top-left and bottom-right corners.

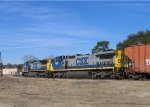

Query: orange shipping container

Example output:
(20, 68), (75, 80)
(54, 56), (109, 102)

(125, 44), (150, 73)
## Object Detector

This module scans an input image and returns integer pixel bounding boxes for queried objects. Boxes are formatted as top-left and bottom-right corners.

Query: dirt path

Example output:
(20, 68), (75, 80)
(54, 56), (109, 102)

(0, 76), (150, 107)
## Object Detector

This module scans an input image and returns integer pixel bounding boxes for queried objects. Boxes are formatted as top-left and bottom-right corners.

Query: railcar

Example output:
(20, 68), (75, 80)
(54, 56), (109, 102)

(124, 44), (150, 79)
(22, 50), (124, 79)
(23, 59), (51, 77)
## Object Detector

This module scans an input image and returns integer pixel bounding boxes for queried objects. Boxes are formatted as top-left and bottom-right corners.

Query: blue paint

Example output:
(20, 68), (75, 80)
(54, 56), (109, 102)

(24, 62), (29, 71)
(76, 57), (88, 65)
(68, 65), (97, 69)
(33, 63), (38, 70)
(67, 64), (114, 69)
(52, 56), (64, 69)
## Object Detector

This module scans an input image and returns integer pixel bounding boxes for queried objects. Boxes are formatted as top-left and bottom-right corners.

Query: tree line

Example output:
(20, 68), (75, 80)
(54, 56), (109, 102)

(116, 30), (150, 50)
(3, 63), (23, 69)
(92, 30), (150, 53)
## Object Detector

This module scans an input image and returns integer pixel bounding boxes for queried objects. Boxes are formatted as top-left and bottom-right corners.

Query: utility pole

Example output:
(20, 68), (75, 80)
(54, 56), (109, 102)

(0, 52), (3, 77)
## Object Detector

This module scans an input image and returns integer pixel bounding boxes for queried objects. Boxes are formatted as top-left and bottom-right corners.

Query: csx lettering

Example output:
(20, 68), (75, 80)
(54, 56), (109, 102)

(146, 59), (150, 66)
(76, 57), (88, 65)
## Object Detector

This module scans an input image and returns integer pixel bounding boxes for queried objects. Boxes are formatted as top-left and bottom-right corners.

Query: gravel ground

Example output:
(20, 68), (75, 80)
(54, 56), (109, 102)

(0, 76), (150, 107)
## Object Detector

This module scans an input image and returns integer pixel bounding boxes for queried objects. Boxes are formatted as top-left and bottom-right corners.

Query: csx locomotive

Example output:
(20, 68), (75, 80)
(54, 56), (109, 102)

(23, 50), (124, 79)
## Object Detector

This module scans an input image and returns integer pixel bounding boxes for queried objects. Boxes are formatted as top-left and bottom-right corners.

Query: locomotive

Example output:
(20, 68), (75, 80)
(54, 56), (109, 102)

(23, 50), (123, 79)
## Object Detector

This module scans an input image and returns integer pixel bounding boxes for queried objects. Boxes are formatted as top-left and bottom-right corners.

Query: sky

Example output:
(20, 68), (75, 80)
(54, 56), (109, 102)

(0, 1), (150, 64)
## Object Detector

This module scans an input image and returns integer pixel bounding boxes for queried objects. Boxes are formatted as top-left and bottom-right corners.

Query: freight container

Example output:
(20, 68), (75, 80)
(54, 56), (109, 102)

(125, 44), (150, 73)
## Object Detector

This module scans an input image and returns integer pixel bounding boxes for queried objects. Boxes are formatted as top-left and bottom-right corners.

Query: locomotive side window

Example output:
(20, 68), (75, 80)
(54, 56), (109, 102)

(63, 56), (66, 59)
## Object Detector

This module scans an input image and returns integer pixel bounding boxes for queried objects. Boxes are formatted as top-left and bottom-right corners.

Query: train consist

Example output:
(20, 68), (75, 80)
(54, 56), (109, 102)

(22, 44), (150, 79)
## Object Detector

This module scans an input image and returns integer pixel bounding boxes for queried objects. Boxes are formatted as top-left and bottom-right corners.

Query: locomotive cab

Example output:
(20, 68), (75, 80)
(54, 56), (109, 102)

(114, 50), (124, 78)
(114, 50), (123, 68)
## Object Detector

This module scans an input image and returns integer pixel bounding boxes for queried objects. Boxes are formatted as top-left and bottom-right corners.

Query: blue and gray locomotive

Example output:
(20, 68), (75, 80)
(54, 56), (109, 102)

(23, 50), (123, 79)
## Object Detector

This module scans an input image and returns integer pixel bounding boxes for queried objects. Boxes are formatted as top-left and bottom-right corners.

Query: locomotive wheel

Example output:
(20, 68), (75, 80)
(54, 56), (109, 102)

(62, 73), (67, 78)
(128, 73), (133, 80)
(91, 72), (96, 79)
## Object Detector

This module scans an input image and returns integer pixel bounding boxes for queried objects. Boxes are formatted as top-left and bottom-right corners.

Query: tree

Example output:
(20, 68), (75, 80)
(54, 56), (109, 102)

(23, 55), (38, 63)
(116, 30), (150, 50)
(17, 64), (23, 69)
(116, 42), (124, 50)
(4, 63), (17, 68)
(92, 40), (111, 53)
